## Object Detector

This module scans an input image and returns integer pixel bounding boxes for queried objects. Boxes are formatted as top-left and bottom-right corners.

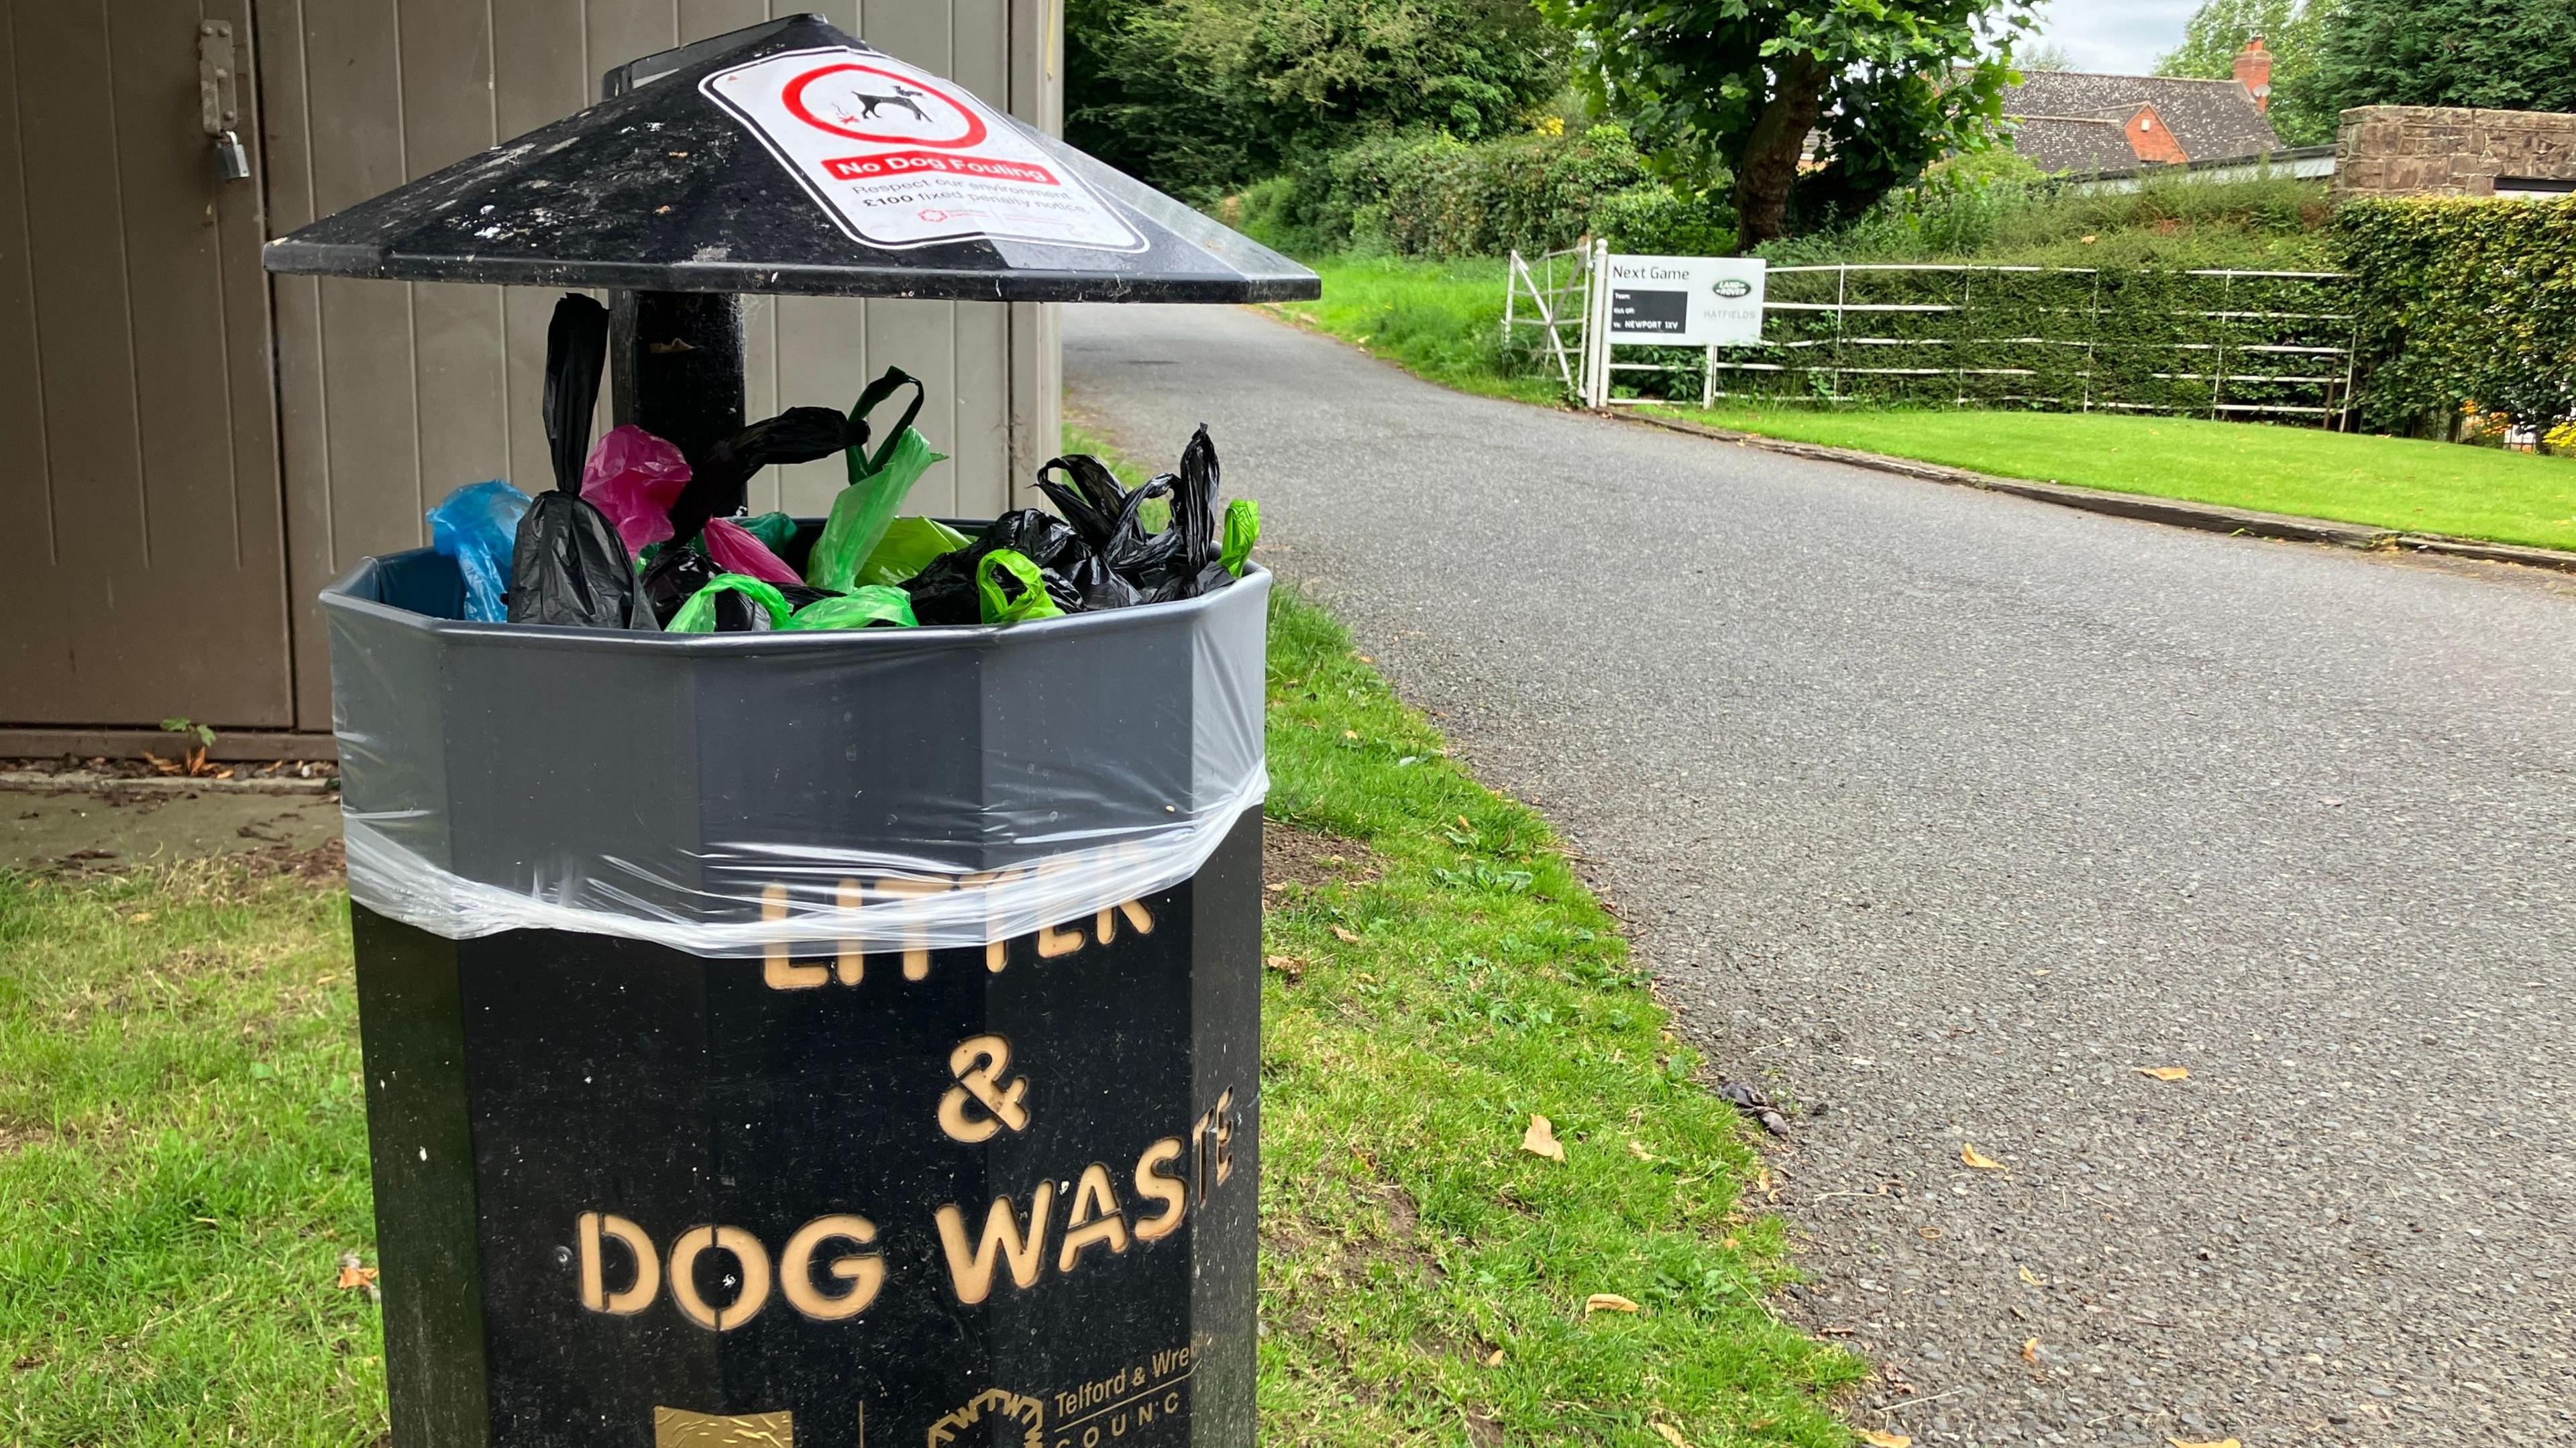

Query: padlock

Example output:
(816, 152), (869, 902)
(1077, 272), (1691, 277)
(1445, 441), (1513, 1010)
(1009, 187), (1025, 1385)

(213, 130), (250, 180)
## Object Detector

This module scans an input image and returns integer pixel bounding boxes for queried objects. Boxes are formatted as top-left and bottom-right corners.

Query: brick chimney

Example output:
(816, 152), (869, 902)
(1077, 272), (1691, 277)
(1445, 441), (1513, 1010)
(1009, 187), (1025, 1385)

(2235, 36), (2273, 111)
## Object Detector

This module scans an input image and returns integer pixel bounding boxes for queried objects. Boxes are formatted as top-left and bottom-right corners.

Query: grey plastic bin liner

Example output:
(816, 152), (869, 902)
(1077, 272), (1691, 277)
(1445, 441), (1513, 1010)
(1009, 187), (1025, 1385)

(322, 545), (1268, 958)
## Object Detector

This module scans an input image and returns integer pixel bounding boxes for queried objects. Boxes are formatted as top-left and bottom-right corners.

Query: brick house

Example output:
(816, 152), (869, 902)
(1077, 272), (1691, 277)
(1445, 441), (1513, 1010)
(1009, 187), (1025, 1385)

(2002, 40), (2283, 174)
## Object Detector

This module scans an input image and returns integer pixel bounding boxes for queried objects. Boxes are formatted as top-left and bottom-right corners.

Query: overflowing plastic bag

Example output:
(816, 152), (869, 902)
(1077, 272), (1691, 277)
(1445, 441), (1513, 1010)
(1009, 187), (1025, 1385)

(581, 426), (692, 555)
(641, 406), (857, 626)
(668, 573), (920, 634)
(806, 368), (949, 593)
(427, 480), (531, 622)
(507, 296), (653, 629)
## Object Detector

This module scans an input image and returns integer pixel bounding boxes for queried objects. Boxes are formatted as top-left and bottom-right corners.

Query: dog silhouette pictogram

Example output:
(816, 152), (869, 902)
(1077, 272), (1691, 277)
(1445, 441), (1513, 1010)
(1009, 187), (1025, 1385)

(837, 82), (930, 124)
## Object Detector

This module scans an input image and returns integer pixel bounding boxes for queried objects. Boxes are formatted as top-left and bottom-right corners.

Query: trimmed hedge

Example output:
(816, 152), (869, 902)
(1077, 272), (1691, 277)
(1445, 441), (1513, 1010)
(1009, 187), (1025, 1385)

(1232, 125), (1736, 260)
(2335, 197), (2576, 435)
(1697, 267), (2352, 416)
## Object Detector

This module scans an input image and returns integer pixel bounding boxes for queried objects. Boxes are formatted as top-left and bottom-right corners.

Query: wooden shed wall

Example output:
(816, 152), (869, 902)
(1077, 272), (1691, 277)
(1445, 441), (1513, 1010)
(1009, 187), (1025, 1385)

(256, 0), (1063, 729)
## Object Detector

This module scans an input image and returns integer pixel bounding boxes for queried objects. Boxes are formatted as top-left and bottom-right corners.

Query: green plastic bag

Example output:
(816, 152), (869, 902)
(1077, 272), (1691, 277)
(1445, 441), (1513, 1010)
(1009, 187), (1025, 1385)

(976, 549), (1065, 624)
(856, 515), (972, 586)
(785, 585), (918, 631)
(1222, 498), (1259, 577)
(739, 510), (799, 557)
(667, 573), (791, 633)
(806, 369), (949, 593)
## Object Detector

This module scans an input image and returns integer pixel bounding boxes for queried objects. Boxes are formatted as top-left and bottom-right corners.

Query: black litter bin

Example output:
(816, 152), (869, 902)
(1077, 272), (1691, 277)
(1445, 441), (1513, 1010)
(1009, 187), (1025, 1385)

(265, 16), (1317, 1448)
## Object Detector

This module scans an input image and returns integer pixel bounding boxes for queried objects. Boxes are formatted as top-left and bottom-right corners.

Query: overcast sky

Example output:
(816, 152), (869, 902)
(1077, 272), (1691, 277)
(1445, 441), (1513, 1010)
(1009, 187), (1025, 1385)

(2026, 0), (2200, 74)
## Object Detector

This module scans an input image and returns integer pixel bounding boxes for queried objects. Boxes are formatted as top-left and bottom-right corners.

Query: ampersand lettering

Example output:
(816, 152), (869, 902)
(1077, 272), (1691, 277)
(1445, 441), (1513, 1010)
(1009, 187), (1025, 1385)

(938, 1034), (1031, 1142)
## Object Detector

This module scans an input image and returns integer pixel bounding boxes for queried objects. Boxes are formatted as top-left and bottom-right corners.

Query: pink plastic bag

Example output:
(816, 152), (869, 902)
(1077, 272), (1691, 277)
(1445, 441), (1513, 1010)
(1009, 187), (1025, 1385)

(702, 516), (802, 584)
(581, 425), (692, 553)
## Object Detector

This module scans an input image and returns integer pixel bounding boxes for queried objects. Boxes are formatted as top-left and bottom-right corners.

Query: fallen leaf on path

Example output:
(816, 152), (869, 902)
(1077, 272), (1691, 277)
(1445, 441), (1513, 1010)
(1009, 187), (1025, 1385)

(2137, 1066), (2190, 1082)
(2023, 1337), (2042, 1367)
(1960, 1144), (2006, 1170)
(1583, 1292), (1639, 1315)
(2019, 1266), (2046, 1287)
(1860, 1431), (1914, 1447)
(1652, 1424), (1692, 1448)
(2167, 1439), (2240, 1448)
(1521, 1115), (1566, 1161)
(1331, 926), (1360, 943)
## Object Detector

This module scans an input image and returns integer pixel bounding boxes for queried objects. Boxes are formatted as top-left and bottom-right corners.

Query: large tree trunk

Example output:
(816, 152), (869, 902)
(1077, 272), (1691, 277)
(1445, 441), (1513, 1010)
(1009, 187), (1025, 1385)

(1730, 55), (1831, 253)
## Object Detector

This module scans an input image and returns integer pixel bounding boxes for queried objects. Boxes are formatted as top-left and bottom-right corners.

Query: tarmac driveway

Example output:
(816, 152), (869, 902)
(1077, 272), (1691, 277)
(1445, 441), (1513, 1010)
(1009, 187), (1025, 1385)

(1068, 302), (2576, 1448)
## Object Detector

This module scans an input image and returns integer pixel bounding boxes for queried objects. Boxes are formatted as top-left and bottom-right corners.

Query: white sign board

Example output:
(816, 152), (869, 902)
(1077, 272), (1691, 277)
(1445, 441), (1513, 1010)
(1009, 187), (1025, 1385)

(703, 46), (1146, 253)
(1601, 254), (1766, 347)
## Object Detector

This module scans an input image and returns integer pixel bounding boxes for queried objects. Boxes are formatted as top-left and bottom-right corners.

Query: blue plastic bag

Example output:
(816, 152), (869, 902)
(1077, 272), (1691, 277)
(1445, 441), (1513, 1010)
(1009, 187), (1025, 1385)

(428, 480), (532, 622)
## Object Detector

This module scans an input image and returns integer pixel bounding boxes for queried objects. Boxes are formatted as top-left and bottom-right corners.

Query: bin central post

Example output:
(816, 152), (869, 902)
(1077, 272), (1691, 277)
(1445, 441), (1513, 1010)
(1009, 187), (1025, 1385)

(610, 289), (747, 463)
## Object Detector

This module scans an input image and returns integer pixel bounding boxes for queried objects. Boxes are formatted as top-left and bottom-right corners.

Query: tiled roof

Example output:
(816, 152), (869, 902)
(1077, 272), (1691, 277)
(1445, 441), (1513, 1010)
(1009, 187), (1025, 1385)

(2006, 115), (2148, 174)
(2000, 72), (2280, 164)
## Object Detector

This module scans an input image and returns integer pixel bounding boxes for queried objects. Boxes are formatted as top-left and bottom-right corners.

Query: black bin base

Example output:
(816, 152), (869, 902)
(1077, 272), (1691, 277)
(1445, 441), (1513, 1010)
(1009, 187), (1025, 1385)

(354, 811), (1263, 1448)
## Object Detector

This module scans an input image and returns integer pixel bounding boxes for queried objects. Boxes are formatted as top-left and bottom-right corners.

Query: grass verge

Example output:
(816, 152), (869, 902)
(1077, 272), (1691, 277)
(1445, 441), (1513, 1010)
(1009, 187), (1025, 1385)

(0, 446), (1856, 1444)
(1260, 253), (1566, 408)
(1657, 404), (2576, 553)
(1249, 583), (1859, 1445)
(1254, 250), (2576, 553)
(0, 860), (380, 1447)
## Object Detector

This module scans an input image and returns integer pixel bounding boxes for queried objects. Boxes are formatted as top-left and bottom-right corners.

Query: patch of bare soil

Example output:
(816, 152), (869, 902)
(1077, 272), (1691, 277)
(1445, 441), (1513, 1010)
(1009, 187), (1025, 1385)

(1264, 822), (1376, 890)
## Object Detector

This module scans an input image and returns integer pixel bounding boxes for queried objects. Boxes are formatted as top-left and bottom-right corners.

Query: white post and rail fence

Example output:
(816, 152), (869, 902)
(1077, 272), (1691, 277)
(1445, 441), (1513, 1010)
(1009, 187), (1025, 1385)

(1505, 247), (2360, 427)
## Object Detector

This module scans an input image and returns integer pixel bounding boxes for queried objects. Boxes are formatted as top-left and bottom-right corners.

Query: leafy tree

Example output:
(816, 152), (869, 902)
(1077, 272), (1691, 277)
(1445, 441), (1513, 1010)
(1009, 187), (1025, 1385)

(1067, 0), (1567, 200)
(2153, 0), (2337, 145)
(2310, 0), (2576, 116)
(2017, 40), (2078, 72)
(1544, 0), (2041, 252)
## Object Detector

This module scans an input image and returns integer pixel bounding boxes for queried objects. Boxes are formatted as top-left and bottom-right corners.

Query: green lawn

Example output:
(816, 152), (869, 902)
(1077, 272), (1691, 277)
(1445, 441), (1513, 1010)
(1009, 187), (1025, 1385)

(0, 449), (1857, 1445)
(1662, 405), (2576, 552)
(1261, 250), (2576, 553)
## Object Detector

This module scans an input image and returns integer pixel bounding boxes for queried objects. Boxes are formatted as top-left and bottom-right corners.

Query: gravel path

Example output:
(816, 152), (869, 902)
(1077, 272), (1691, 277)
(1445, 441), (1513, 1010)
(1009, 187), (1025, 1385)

(1067, 304), (2576, 1448)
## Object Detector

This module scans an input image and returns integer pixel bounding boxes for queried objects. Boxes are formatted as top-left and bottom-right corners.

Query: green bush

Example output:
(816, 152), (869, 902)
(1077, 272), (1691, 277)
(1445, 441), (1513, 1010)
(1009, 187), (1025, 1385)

(1234, 124), (1734, 260)
(2334, 197), (2576, 436)
(1764, 171), (2334, 270)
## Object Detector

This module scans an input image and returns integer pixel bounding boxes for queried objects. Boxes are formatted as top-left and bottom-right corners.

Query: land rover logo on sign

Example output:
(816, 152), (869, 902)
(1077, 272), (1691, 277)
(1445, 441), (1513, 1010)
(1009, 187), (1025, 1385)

(1711, 277), (1754, 299)
(703, 46), (1147, 253)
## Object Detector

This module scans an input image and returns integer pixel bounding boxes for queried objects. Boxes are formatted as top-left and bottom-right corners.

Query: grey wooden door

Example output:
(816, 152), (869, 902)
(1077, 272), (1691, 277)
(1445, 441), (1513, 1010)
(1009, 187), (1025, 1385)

(258, 0), (1063, 730)
(0, 0), (292, 728)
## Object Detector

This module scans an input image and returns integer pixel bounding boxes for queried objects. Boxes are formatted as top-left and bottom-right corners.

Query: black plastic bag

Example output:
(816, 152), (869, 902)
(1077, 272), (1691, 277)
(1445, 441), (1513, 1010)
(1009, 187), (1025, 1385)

(507, 296), (653, 629)
(665, 407), (858, 548)
(903, 510), (1093, 626)
(641, 408), (861, 625)
(1129, 426), (1228, 602)
(1035, 455), (1183, 588)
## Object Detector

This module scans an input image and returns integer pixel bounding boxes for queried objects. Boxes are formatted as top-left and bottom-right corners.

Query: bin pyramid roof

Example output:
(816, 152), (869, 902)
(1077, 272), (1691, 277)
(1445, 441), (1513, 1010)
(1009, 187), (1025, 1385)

(262, 15), (1317, 302)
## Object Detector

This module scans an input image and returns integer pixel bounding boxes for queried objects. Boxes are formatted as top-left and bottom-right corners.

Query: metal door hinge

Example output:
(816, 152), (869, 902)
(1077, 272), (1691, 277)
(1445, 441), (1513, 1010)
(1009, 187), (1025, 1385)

(199, 20), (250, 180)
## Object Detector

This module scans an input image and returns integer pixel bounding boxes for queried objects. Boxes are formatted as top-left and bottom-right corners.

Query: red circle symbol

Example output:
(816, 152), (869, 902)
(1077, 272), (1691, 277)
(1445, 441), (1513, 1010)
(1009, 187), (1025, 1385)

(782, 63), (987, 150)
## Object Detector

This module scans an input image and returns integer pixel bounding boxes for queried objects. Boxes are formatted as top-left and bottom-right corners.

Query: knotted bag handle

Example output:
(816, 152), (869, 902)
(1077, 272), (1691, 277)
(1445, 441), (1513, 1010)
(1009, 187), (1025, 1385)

(848, 366), (926, 480)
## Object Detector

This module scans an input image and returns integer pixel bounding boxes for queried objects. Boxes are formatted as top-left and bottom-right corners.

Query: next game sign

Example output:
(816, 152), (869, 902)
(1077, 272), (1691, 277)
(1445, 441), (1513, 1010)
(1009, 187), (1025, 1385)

(1602, 254), (1768, 347)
